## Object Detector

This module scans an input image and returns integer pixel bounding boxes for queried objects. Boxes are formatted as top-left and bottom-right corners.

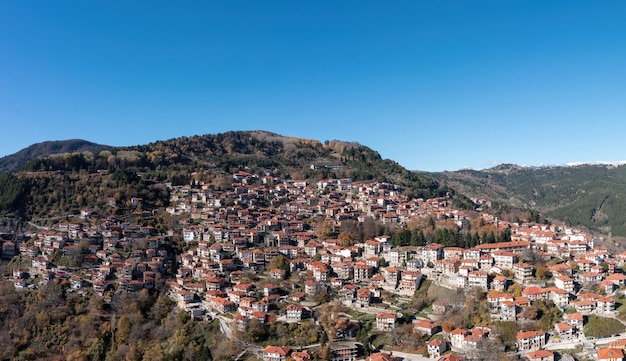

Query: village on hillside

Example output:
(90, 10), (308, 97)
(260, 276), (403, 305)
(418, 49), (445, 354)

(4, 168), (626, 361)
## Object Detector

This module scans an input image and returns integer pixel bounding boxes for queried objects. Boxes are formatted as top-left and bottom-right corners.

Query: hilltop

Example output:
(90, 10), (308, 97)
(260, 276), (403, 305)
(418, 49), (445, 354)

(0, 131), (448, 227)
(0, 139), (111, 173)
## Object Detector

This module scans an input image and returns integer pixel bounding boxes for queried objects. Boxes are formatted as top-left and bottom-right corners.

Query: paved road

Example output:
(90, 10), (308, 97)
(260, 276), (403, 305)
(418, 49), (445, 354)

(545, 332), (626, 352)
(360, 350), (430, 361)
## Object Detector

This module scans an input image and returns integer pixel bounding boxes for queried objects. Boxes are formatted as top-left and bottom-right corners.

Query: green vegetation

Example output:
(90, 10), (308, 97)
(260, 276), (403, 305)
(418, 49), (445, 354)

(20, 170), (169, 222)
(391, 226), (511, 248)
(429, 163), (626, 236)
(584, 315), (625, 338)
(493, 321), (520, 349)
(399, 279), (432, 316)
(5, 131), (609, 360)
(0, 172), (26, 212)
(0, 281), (235, 361)
(615, 295), (626, 322)
(2, 131), (449, 226)
(237, 319), (319, 347)
(371, 332), (393, 349)
(522, 300), (563, 331)
(451, 194), (477, 210)
(15, 131), (446, 201)
(0, 139), (109, 173)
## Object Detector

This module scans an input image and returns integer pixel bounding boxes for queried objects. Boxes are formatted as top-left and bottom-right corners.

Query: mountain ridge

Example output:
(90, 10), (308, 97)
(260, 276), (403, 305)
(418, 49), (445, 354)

(0, 139), (111, 173)
(448, 160), (626, 172)
(0, 131), (449, 227)
(6, 132), (625, 237)
(425, 162), (626, 237)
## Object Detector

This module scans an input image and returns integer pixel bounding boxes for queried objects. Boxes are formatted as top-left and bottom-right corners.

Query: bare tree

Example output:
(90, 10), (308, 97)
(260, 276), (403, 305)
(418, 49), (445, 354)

(466, 338), (506, 361)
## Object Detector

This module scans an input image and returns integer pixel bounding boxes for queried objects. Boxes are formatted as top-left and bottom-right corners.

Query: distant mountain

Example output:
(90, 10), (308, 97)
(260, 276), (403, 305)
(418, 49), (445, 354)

(0, 139), (111, 172)
(425, 163), (626, 237)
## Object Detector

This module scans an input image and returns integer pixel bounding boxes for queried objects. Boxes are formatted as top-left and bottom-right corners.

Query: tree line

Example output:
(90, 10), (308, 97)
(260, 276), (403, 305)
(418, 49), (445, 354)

(391, 226), (512, 248)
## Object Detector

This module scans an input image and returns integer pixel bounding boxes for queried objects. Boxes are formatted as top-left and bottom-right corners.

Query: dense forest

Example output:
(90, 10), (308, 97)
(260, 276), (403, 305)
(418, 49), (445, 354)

(0, 173), (26, 212)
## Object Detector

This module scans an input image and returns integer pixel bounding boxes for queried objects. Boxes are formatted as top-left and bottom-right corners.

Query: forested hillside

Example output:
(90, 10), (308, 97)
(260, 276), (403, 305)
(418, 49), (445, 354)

(0, 131), (448, 228)
(0, 139), (110, 173)
(427, 163), (626, 237)
(0, 279), (231, 361)
(19, 131), (445, 199)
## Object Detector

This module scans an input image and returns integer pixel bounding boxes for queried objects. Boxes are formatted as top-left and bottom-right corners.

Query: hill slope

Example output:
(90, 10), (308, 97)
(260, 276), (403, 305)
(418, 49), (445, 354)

(0, 139), (111, 172)
(426, 163), (626, 236)
(0, 131), (448, 225)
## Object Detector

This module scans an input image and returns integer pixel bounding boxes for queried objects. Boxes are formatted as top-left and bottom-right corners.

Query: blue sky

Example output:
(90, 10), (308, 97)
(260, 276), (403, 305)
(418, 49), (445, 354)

(1, 1), (625, 171)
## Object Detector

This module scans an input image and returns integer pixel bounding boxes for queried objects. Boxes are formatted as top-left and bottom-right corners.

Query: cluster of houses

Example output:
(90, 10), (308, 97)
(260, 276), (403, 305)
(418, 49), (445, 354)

(6, 216), (172, 297)
(6, 168), (626, 360)
(261, 346), (405, 361)
(261, 346), (420, 361)
(162, 171), (626, 360)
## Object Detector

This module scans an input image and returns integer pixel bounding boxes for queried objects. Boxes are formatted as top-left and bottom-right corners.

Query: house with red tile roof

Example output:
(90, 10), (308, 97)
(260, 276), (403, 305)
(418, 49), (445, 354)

(262, 345), (292, 361)
(290, 349), (312, 361)
(491, 275), (509, 291)
(513, 262), (534, 282)
(479, 254), (493, 270)
(606, 273), (626, 286)
(491, 250), (518, 270)
(597, 297), (616, 314)
(548, 263), (572, 277)
(399, 270), (422, 293)
(597, 348), (624, 361)
(522, 286), (549, 301)
(517, 330), (546, 351)
(555, 275), (574, 293)
(355, 287), (371, 307)
(580, 271), (603, 284)
(422, 243), (444, 264)
(443, 247), (465, 260)
(413, 319), (440, 336)
(477, 240), (531, 253)
(365, 352), (400, 361)
(564, 312), (584, 328)
(304, 279), (321, 296)
(554, 322), (575, 340)
(210, 296), (236, 314)
(467, 270), (489, 290)
(609, 338), (626, 349)
(427, 338), (448, 358)
(354, 263), (374, 282)
(526, 349), (554, 361)
(574, 299), (596, 314)
(375, 312), (397, 331)
(450, 328), (470, 350)
(286, 303), (304, 321)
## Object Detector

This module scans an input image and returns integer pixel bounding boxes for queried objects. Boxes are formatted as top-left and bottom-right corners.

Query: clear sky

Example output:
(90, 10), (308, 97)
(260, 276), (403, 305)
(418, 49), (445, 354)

(1, 1), (625, 171)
